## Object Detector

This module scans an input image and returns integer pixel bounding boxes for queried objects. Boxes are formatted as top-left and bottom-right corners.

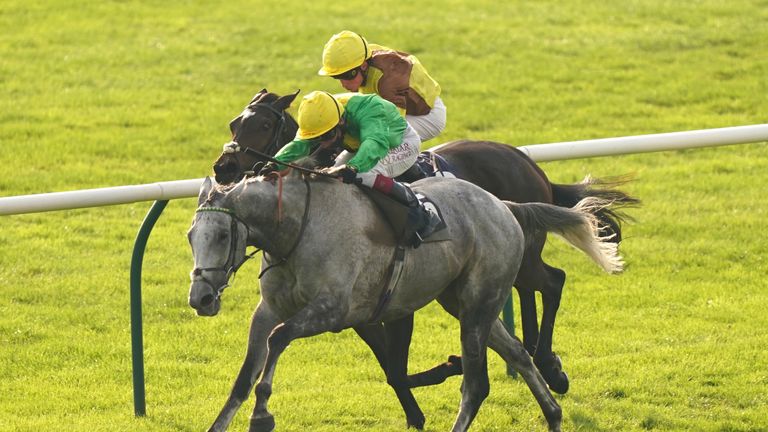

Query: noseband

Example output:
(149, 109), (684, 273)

(223, 102), (288, 174)
(192, 207), (257, 299)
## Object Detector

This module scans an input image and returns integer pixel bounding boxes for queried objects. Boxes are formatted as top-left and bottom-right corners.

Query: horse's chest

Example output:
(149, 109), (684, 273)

(262, 283), (313, 319)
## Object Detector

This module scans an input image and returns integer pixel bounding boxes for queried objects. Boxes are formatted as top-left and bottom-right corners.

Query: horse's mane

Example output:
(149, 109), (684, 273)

(289, 157), (339, 184)
(201, 180), (237, 207)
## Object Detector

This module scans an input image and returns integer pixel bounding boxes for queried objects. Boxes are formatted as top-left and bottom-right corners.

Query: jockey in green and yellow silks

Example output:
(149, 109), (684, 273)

(273, 92), (414, 175)
(262, 91), (440, 247)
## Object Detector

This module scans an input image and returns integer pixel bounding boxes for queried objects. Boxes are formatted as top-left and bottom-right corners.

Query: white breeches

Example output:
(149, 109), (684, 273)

(334, 124), (421, 178)
(405, 96), (446, 142)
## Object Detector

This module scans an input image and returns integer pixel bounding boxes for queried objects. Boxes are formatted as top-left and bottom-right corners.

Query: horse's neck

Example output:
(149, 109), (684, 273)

(278, 113), (298, 150)
(233, 177), (311, 256)
(238, 178), (372, 259)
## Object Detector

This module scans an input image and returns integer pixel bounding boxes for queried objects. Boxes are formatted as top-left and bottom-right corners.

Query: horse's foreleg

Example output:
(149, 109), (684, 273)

(487, 320), (562, 432)
(353, 324), (388, 369)
(249, 295), (346, 432)
(516, 287), (540, 356)
(208, 300), (280, 432)
(355, 321), (427, 429)
(383, 314), (426, 430)
(406, 354), (463, 388)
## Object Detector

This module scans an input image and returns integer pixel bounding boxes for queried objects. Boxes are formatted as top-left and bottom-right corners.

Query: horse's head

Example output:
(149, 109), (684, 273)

(187, 177), (251, 316)
(213, 89), (300, 184)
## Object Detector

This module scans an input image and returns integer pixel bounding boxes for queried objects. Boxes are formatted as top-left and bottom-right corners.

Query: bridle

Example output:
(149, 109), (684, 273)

(192, 174), (314, 299)
(222, 102), (290, 174)
(192, 207), (257, 300)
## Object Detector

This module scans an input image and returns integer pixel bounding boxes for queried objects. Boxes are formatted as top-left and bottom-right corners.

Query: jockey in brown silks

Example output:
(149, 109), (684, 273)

(318, 30), (446, 143)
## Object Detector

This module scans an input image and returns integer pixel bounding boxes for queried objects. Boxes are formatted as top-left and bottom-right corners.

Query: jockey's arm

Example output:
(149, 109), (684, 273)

(273, 139), (312, 168)
(345, 97), (404, 173)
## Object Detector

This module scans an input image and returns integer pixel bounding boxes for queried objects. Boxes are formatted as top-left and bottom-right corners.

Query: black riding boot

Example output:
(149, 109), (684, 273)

(385, 181), (442, 248)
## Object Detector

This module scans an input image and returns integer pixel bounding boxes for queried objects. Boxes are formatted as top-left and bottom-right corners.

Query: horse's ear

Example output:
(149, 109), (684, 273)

(274, 90), (300, 111)
(249, 89), (268, 105)
(199, 177), (214, 206)
(228, 115), (242, 135)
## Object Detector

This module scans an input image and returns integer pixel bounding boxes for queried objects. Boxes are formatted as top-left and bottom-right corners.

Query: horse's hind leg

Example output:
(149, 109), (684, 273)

(515, 233), (569, 394)
(487, 320), (562, 432)
(436, 290), (561, 432)
(451, 311), (493, 432)
(208, 300), (280, 432)
(516, 245), (570, 394)
(353, 319), (426, 430)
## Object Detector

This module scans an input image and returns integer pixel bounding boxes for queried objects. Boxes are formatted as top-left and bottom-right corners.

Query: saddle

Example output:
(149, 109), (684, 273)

(361, 185), (449, 323)
(359, 183), (449, 248)
(361, 153), (454, 322)
(395, 151), (456, 183)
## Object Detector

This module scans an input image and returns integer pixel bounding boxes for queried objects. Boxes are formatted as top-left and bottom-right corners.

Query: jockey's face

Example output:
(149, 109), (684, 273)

(309, 124), (344, 167)
(336, 63), (367, 92)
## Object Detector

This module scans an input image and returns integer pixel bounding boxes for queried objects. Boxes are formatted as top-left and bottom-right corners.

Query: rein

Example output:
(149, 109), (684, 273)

(225, 144), (338, 179)
(221, 101), (339, 180)
(193, 206), (258, 299)
(194, 174), (313, 289)
(258, 174), (312, 277)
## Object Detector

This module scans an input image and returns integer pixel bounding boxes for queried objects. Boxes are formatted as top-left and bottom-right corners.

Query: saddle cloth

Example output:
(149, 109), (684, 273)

(360, 187), (450, 246)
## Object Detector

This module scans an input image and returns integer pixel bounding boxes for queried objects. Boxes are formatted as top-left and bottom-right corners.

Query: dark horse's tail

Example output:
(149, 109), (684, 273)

(550, 176), (640, 243)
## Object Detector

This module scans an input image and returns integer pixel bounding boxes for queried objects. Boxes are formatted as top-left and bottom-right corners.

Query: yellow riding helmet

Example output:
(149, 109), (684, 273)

(318, 30), (372, 76)
(296, 91), (345, 140)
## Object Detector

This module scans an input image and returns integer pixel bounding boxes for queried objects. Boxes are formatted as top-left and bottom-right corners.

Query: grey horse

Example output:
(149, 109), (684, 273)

(188, 172), (623, 431)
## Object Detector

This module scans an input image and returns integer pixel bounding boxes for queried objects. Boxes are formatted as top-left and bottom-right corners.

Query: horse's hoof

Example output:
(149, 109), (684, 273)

(548, 370), (569, 395)
(407, 413), (426, 430)
(446, 355), (463, 373)
(407, 420), (425, 430)
(249, 414), (275, 432)
(535, 354), (570, 394)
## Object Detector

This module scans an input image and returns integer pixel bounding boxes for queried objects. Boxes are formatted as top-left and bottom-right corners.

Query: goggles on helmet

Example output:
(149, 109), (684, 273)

(311, 125), (339, 142)
(332, 68), (359, 81)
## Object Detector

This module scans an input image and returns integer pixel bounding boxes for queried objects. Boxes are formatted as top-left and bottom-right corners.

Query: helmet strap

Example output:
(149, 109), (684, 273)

(360, 61), (369, 86)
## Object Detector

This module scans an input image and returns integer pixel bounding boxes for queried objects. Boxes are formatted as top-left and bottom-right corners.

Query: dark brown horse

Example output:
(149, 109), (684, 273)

(210, 89), (637, 426)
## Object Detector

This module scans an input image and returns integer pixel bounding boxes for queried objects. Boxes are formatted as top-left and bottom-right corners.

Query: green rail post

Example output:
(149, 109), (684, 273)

(129, 199), (169, 416)
(502, 294), (518, 378)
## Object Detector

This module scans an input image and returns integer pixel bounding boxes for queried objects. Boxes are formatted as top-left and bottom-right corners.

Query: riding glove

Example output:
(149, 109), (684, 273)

(338, 167), (359, 184)
(258, 162), (279, 177)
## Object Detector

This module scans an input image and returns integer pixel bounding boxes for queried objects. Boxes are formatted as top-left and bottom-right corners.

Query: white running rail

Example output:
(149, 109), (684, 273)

(2, 124), (767, 216)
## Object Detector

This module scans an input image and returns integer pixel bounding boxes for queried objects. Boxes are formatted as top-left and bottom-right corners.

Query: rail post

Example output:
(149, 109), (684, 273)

(502, 295), (518, 378)
(129, 199), (169, 416)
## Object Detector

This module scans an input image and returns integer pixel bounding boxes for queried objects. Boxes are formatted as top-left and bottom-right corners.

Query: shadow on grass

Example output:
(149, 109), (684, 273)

(570, 408), (607, 432)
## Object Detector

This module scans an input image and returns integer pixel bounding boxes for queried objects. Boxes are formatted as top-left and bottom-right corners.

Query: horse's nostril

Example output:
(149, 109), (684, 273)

(214, 161), (237, 175)
(200, 294), (215, 308)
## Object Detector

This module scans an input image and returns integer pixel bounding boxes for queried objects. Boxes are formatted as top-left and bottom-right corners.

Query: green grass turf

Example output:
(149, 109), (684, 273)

(1, 0), (767, 430)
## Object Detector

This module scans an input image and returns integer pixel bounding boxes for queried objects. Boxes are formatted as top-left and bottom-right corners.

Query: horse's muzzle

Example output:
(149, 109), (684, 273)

(213, 153), (242, 185)
(188, 281), (222, 316)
